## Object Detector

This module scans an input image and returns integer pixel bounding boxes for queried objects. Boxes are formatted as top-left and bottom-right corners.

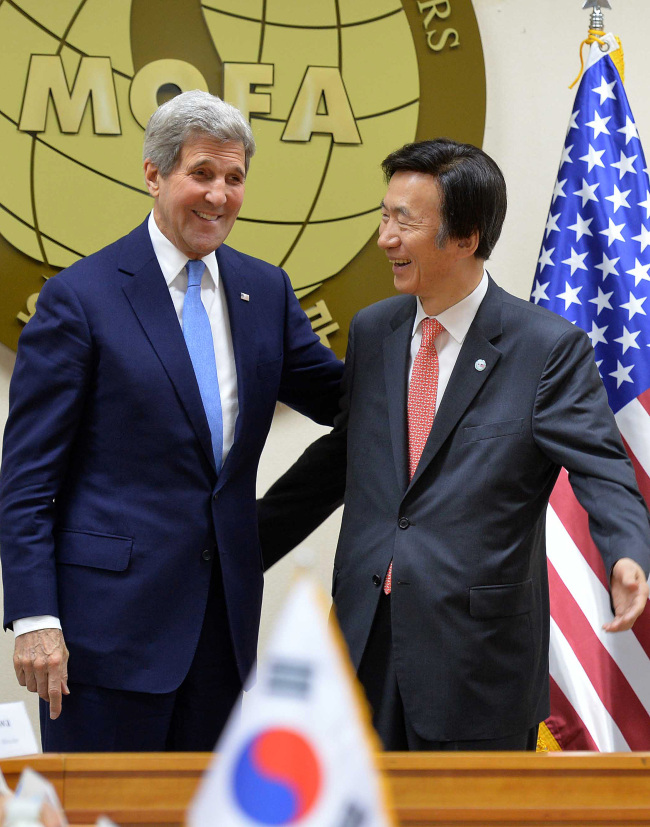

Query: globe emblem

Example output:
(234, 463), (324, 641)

(0, 0), (419, 305)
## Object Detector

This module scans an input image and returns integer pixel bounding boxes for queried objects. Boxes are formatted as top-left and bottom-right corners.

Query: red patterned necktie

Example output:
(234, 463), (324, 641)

(384, 317), (445, 595)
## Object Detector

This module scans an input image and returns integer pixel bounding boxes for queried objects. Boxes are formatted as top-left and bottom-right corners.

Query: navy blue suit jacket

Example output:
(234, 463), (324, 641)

(0, 220), (342, 693)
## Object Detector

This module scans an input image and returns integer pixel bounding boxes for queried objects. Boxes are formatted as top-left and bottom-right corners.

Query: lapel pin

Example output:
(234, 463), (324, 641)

(240, 292), (250, 302)
(475, 359), (487, 372)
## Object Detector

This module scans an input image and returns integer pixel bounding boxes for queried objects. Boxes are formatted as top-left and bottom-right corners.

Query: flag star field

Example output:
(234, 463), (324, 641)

(532, 56), (650, 413)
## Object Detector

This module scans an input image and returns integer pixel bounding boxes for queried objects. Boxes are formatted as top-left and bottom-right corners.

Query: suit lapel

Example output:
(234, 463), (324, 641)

(213, 245), (254, 489)
(383, 299), (416, 490)
(119, 222), (216, 473)
(408, 277), (504, 491)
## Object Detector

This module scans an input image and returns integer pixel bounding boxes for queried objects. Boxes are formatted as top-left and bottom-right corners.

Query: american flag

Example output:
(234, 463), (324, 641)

(531, 37), (650, 751)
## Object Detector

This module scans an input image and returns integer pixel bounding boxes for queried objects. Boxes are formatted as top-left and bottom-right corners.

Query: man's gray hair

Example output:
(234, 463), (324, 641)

(143, 90), (256, 176)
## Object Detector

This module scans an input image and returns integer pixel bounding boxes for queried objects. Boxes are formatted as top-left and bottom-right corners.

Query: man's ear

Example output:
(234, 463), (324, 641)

(143, 159), (160, 197)
(456, 230), (480, 258)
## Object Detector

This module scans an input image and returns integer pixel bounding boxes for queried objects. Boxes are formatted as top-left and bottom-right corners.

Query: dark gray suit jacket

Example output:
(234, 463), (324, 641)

(260, 277), (650, 741)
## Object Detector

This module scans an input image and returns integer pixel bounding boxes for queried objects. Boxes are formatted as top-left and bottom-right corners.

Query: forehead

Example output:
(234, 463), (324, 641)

(177, 136), (246, 170)
(383, 171), (441, 217)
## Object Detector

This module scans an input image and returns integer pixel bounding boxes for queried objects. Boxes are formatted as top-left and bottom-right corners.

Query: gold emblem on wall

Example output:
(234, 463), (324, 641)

(0, 0), (485, 358)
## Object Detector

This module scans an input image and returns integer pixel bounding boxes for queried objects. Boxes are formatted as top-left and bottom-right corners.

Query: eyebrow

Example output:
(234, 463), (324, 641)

(188, 159), (246, 179)
(380, 200), (411, 218)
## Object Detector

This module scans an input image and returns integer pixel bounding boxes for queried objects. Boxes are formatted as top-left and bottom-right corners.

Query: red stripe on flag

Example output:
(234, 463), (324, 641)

(549, 471), (650, 657)
(637, 388), (650, 417)
(621, 435), (650, 506)
(549, 470), (607, 589)
(547, 677), (599, 750)
(548, 560), (650, 749)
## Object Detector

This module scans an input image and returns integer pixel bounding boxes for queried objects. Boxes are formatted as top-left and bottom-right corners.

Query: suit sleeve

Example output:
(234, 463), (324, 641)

(0, 275), (92, 628)
(532, 326), (650, 577)
(275, 271), (343, 426)
(258, 311), (355, 569)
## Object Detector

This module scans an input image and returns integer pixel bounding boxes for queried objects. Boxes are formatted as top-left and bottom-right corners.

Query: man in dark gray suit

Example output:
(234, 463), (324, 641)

(260, 138), (650, 751)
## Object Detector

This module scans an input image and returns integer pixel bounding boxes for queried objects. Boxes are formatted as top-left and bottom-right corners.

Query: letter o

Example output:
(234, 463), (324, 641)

(130, 60), (209, 128)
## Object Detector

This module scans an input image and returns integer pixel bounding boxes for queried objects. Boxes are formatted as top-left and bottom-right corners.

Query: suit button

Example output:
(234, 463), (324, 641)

(212, 493), (218, 502)
(372, 574), (381, 587)
(398, 517), (410, 529)
(202, 548), (213, 561)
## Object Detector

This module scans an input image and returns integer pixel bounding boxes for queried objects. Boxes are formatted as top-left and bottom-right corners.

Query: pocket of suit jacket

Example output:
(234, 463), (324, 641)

(55, 528), (133, 571)
(462, 418), (524, 443)
(469, 579), (533, 619)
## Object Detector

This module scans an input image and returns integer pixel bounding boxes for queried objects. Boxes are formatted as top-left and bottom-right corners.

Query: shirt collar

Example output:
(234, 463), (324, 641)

(147, 211), (219, 289)
(413, 270), (489, 345)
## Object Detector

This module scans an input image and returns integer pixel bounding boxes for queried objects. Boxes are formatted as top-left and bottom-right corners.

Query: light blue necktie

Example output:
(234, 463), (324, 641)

(183, 259), (223, 472)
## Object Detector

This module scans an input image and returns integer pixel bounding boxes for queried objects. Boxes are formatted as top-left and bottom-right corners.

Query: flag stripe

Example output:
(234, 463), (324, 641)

(546, 505), (650, 689)
(547, 676), (599, 750)
(548, 472), (650, 659)
(549, 470), (608, 590)
(621, 435), (650, 505)
(547, 563), (650, 749)
(549, 618), (629, 751)
(615, 397), (650, 477)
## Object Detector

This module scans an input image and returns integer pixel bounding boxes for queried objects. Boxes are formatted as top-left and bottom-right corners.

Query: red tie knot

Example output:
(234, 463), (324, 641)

(421, 317), (445, 347)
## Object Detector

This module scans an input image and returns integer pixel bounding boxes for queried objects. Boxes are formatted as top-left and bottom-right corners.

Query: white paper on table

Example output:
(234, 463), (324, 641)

(0, 703), (38, 759)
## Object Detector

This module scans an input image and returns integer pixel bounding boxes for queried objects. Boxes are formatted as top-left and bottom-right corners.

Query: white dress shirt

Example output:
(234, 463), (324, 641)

(14, 213), (238, 638)
(409, 271), (489, 410)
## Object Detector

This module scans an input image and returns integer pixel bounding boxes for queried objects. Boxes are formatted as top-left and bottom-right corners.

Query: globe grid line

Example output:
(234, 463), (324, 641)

(0, 105), (149, 200)
(237, 204), (380, 227)
(278, 139), (335, 270)
(28, 133), (48, 265)
(254, 97), (419, 126)
(200, 4), (402, 31)
(6, 0), (133, 82)
(53, 0), (89, 58)
(0, 199), (84, 261)
(275, 0), (347, 272)
(254, 0), (267, 64)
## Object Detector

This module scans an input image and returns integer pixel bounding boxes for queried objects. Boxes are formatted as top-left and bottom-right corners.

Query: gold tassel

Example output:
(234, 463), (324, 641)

(569, 29), (625, 88)
(536, 721), (562, 752)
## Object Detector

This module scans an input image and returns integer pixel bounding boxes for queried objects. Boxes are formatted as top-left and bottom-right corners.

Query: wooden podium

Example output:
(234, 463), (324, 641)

(2, 752), (650, 826)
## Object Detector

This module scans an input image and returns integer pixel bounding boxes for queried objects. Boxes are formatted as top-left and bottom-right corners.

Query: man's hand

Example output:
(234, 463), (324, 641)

(603, 558), (650, 632)
(13, 629), (70, 719)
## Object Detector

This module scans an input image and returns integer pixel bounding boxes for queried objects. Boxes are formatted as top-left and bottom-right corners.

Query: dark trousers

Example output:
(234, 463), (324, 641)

(40, 558), (242, 752)
(357, 592), (539, 751)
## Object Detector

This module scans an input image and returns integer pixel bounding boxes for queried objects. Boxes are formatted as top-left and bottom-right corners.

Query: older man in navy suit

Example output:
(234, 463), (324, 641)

(260, 139), (650, 751)
(0, 90), (342, 751)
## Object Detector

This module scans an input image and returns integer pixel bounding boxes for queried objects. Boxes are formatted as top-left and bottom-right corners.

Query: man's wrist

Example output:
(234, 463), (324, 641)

(13, 616), (62, 637)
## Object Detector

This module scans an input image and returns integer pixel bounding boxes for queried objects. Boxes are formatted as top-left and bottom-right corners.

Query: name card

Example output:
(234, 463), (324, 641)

(0, 702), (39, 758)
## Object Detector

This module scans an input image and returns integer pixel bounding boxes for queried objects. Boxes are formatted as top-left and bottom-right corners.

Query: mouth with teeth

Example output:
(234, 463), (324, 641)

(194, 210), (220, 222)
(390, 258), (411, 269)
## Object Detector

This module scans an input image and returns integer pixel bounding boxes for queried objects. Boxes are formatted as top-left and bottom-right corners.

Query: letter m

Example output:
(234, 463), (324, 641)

(19, 55), (120, 134)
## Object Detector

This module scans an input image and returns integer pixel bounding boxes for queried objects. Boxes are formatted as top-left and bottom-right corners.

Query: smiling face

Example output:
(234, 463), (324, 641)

(144, 135), (246, 259)
(378, 170), (481, 315)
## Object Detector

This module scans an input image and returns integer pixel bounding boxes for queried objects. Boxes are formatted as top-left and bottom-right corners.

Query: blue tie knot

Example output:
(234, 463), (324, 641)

(186, 259), (205, 288)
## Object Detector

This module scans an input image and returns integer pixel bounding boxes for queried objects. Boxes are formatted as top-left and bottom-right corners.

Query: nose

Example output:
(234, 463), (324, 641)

(378, 221), (399, 250)
(205, 178), (227, 207)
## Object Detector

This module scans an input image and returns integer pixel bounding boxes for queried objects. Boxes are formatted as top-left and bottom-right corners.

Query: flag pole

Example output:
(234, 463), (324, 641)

(570, 1), (615, 88)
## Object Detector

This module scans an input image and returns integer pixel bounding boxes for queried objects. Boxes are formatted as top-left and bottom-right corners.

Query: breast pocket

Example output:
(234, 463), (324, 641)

(462, 418), (524, 444)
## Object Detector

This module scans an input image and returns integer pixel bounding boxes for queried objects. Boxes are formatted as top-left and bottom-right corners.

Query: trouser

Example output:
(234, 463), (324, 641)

(40, 557), (242, 752)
